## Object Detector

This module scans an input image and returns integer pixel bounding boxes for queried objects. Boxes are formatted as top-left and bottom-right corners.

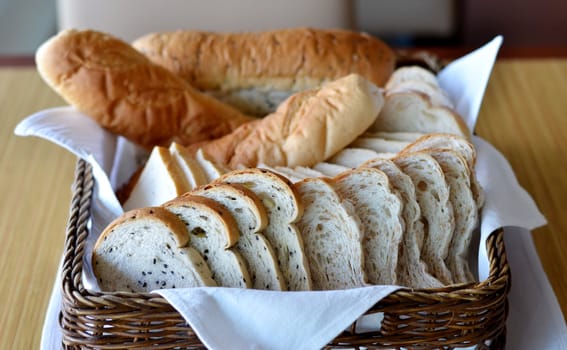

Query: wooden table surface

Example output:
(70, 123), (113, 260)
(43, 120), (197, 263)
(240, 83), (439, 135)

(1, 59), (566, 349)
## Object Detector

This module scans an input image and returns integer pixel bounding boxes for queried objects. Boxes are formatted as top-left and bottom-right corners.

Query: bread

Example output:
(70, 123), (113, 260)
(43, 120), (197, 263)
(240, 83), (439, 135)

(385, 66), (439, 90)
(386, 80), (454, 108)
(328, 148), (393, 168)
(362, 158), (443, 289)
(192, 183), (285, 290)
(295, 177), (367, 290)
(349, 136), (409, 154)
(133, 28), (396, 116)
(364, 131), (425, 142)
(195, 148), (230, 182)
(215, 168), (311, 290)
(369, 91), (471, 140)
(312, 162), (350, 177)
(169, 142), (208, 189)
(400, 133), (484, 209)
(162, 195), (251, 288)
(392, 152), (455, 285)
(122, 146), (190, 211)
(190, 74), (384, 169)
(420, 149), (478, 283)
(92, 207), (216, 292)
(333, 168), (404, 285)
(35, 29), (255, 149)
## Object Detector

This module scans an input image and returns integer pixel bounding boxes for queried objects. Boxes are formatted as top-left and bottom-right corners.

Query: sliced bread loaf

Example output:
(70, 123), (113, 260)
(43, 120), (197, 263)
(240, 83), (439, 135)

(215, 168), (312, 290)
(92, 207), (216, 292)
(392, 152), (455, 285)
(386, 80), (453, 108)
(295, 177), (367, 290)
(162, 195), (251, 288)
(422, 149), (478, 283)
(362, 158), (443, 289)
(333, 167), (404, 285)
(123, 146), (191, 211)
(192, 183), (286, 290)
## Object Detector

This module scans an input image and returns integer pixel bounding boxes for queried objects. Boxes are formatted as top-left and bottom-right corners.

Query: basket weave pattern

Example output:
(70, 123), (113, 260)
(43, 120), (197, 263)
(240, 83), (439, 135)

(58, 160), (510, 349)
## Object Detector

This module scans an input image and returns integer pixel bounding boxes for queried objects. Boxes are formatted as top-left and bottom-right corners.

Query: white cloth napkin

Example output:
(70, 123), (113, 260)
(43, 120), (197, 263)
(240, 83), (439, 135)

(15, 36), (566, 350)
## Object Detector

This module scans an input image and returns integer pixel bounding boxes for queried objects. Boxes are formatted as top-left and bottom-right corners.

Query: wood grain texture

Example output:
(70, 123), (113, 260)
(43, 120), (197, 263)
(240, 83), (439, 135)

(0, 60), (566, 348)
(475, 59), (567, 317)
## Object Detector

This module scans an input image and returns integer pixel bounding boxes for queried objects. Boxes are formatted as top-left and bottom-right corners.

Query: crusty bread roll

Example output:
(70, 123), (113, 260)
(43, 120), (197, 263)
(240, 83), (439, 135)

(189, 74), (384, 169)
(35, 29), (255, 149)
(133, 28), (396, 116)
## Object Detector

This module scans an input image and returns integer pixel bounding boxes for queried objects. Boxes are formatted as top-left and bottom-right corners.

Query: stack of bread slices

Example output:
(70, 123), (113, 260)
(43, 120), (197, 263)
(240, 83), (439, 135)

(93, 64), (483, 292)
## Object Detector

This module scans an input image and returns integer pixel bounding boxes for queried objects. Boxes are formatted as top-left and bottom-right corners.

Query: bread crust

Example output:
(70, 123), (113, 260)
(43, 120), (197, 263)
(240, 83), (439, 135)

(133, 28), (396, 93)
(35, 29), (254, 149)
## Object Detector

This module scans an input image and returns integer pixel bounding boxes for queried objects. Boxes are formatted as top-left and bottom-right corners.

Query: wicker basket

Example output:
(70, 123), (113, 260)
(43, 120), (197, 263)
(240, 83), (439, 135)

(59, 159), (510, 349)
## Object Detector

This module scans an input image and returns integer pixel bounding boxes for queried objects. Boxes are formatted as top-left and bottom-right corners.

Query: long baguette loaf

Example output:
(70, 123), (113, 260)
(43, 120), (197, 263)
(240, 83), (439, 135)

(189, 74), (384, 169)
(133, 28), (396, 116)
(35, 29), (255, 149)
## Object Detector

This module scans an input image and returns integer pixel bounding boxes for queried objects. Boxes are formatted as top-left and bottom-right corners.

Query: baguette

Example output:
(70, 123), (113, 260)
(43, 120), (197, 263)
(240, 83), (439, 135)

(133, 28), (396, 116)
(35, 29), (255, 149)
(190, 74), (384, 169)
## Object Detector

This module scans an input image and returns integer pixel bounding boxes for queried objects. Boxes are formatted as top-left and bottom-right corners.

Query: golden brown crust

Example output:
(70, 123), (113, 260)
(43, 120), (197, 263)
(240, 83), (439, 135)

(189, 74), (383, 169)
(93, 207), (190, 251)
(35, 29), (255, 149)
(133, 28), (396, 92)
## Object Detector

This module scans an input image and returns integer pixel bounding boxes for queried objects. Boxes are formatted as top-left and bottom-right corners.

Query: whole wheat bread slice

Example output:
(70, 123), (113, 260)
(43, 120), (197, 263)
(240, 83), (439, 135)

(162, 195), (251, 288)
(393, 152), (455, 285)
(192, 183), (286, 290)
(295, 177), (367, 290)
(215, 168), (312, 290)
(92, 207), (216, 292)
(362, 158), (443, 289)
(333, 167), (404, 285)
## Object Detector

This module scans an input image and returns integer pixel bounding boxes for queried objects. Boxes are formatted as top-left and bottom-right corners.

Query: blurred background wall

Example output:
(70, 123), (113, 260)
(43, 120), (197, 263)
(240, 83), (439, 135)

(0, 0), (566, 55)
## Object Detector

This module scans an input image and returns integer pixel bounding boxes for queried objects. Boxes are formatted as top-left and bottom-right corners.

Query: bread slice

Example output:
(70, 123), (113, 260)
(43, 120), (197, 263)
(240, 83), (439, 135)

(369, 91), (470, 140)
(123, 146), (191, 211)
(195, 148), (230, 182)
(295, 177), (366, 290)
(169, 142), (208, 189)
(392, 152), (455, 285)
(421, 149), (478, 283)
(192, 183), (286, 290)
(328, 148), (394, 168)
(92, 207), (216, 292)
(386, 80), (453, 108)
(362, 158), (443, 289)
(162, 195), (251, 288)
(400, 133), (484, 209)
(215, 168), (311, 290)
(385, 66), (440, 90)
(333, 167), (404, 285)
(293, 166), (325, 179)
(313, 162), (350, 177)
(350, 136), (409, 154)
